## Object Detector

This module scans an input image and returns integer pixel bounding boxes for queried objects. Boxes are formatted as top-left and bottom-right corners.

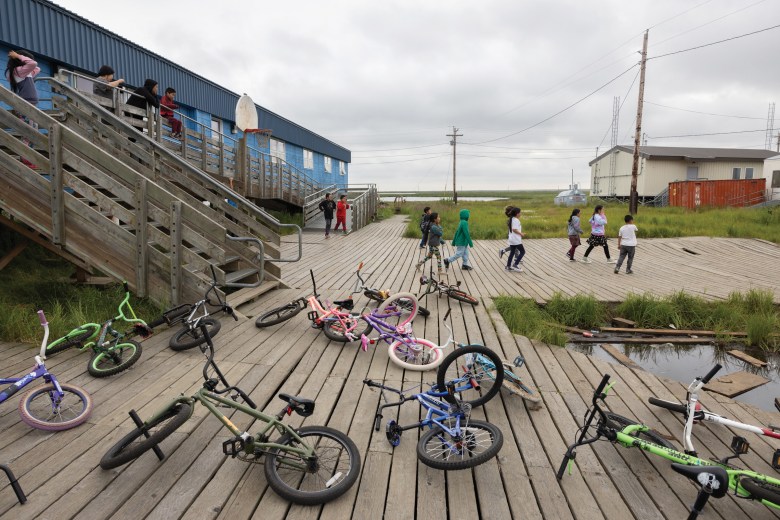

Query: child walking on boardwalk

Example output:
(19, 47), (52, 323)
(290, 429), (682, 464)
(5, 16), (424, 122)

(504, 207), (525, 272)
(614, 215), (638, 274)
(444, 209), (474, 271)
(419, 207), (432, 248)
(415, 213), (444, 272)
(566, 208), (583, 261)
(335, 195), (350, 234)
(582, 205), (615, 264)
(498, 205), (514, 258)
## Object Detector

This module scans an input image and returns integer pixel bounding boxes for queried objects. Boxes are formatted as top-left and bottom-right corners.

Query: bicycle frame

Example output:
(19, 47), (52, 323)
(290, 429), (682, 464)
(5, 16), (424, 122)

(559, 373), (780, 511)
(82, 282), (149, 353)
(418, 268), (460, 300)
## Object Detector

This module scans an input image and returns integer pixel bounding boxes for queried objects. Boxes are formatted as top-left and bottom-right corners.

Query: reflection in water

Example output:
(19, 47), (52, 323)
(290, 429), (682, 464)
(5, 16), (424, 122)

(567, 343), (780, 413)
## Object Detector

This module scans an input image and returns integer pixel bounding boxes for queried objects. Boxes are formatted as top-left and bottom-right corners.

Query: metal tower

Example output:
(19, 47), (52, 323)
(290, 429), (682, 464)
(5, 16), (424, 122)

(765, 103), (775, 150)
(608, 96), (620, 196)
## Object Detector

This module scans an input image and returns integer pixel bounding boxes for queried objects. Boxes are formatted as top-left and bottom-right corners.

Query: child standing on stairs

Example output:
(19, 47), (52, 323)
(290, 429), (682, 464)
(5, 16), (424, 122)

(415, 213), (444, 272)
(5, 50), (41, 169)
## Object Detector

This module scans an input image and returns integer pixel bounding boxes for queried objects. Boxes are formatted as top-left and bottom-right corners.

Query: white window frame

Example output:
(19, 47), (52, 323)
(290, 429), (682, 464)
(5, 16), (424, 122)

(270, 138), (286, 164)
(339, 161), (346, 176)
(303, 149), (313, 169)
(211, 118), (222, 136)
(324, 156), (332, 173)
(732, 167), (741, 180)
(745, 167), (754, 179)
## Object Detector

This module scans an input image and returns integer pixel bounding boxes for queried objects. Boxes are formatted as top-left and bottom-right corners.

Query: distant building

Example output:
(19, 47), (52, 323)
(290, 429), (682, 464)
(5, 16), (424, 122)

(763, 154), (780, 201)
(589, 145), (777, 201)
(0, 0), (350, 189)
(553, 185), (587, 206)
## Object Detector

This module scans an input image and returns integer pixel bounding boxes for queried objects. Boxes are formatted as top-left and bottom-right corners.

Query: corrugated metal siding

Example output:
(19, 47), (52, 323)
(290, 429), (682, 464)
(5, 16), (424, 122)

(0, 0), (350, 163)
(668, 179), (767, 208)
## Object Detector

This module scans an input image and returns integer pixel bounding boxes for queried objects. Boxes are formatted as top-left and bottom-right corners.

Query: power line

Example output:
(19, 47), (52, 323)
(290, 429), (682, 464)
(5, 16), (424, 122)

(352, 143), (447, 152)
(355, 154), (451, 165)
(458, 153), (593, 160)
(644, 101), (765, 120)
(649, 22), (780, 60)
(461, 144), (594, 151)
(647, 128), (766, 139)
(597, 68), (641, 149)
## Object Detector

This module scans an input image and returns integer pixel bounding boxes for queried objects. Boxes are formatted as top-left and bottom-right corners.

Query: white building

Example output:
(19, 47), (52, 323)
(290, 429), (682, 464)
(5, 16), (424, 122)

(589, 146), (778, 200)
(763, 154), (780, 201)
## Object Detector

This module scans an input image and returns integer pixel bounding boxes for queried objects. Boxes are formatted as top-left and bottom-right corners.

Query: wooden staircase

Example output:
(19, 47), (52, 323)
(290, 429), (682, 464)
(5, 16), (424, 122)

(0, 79), (294, 305)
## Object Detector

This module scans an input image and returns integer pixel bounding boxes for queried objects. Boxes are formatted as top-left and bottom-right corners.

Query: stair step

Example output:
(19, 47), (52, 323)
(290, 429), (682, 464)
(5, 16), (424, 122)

(225, 268), (260, 285)
(227, 280), (279, 308)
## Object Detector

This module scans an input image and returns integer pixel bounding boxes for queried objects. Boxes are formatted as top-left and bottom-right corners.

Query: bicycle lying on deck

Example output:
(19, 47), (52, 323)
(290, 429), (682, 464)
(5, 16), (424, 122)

(100, 322), (361, 505)
(418, 266), (478, 306)
(557, 370), (780, 519)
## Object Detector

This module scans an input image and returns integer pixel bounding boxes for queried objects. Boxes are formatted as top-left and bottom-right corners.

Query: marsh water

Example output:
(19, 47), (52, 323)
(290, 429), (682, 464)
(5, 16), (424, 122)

(567, 342), (780, 413)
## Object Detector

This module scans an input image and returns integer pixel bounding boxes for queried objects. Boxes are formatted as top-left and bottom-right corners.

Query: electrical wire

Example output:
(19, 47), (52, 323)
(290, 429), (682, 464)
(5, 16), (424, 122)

(355, 154), (451, 165)
(649, 22), (780, 60)
(644, 101), (765, 120)
(596, 68), (641, 150)
(647, 128), (766, 139)
(352, 143), (448, 152)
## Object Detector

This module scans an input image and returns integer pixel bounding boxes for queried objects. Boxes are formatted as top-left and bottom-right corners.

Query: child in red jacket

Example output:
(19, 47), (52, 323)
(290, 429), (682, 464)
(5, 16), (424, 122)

(335, 195), (350, 234)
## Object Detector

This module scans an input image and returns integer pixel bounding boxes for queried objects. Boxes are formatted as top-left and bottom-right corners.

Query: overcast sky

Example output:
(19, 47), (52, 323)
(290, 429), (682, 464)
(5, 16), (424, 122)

(53, 0), (780, 191)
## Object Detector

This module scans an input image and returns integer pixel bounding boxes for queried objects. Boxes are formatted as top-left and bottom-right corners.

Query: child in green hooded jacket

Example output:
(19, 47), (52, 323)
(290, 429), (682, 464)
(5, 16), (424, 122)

(444, 209), (474, 271)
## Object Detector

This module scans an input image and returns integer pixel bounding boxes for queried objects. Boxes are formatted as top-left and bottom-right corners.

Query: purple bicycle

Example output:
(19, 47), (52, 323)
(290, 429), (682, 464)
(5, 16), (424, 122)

(0, 311), (93, 430)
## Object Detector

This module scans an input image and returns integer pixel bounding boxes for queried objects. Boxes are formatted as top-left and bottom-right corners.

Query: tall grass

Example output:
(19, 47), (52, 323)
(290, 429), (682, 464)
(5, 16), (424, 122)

(398, 196), (780, 243)
(495, 289), (780, 350)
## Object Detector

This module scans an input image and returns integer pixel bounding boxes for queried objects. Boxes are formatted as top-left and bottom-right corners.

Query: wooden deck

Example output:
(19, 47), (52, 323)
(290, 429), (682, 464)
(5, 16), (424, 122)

(1, 215), (779, 519)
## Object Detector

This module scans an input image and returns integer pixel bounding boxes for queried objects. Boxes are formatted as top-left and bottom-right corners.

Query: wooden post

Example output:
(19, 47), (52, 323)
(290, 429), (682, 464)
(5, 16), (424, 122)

(134, 178), (148, 298)
(200, 131), (208, 171)
(170, 201), (182, 305)
(48, 124), (65, 245)
(217, 133), (225, 178)
(630, 30), (649, 215)
(238, 135), (249, 198)
(154, 109), (162, 143)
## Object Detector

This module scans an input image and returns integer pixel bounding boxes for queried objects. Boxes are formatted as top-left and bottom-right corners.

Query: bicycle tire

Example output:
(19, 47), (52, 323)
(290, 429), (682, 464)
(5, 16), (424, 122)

(502, 364), (542, 406)
(740, 476), (780, 505)
(417, 305), (431, 317)
(18, 383), (93, 431)
(377, 292), (418, 326)
(255, 301), (304, 328)
(604, 413), (675, 449)
(322, 313), (373, 342)
(364, 289), (385, 302)
(46, 324), (100, 355)
(169, 318), (221, 351)
(100, 401), (192, 469)
(387, 337), (444, 371)
(264, 425), (361, 505)
(416, 419), (503, 470)
(648, 397), (687, 415)
(448, 289), (479, 305)
(88, 340), (142, 377)
(436, 345), (504, 407)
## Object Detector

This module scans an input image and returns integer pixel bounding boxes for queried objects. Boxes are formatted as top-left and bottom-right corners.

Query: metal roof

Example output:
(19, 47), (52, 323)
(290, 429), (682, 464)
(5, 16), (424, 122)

(589, 145), (777, 166)
(0, 0), (351, 163)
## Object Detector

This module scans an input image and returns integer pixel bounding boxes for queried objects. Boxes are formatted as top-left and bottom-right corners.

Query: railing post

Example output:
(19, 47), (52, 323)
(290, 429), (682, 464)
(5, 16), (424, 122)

(112, 88), (121, 117)
(170, 201), (182, 306)
(238, 135), (249, 198)
(146, 107), (155, 138)
(48, 124), (65, 245)
(217, 132), (225, 178)
(134, 178), (148, 298)
(200, 128), (208, 172)
(154, 108), (162, 143)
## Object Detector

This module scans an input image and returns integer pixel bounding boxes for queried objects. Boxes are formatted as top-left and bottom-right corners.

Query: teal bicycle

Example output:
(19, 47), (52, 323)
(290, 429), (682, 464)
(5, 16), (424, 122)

(45, 282), (151, 377)
(557, 371), (780, 519)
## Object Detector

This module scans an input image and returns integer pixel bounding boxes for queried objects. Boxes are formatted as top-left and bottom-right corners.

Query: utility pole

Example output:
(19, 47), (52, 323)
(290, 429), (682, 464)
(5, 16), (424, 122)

(447, 126), (462, 204)
(630, 30), (648, 215)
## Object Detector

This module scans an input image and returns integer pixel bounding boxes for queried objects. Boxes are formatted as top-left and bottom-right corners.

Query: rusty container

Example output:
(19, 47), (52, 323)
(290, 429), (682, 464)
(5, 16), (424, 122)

(668, 179), (766, 208)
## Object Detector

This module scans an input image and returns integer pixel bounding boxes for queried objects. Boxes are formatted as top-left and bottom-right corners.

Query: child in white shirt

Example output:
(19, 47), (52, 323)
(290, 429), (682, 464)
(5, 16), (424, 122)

(614, 215), (638, 274)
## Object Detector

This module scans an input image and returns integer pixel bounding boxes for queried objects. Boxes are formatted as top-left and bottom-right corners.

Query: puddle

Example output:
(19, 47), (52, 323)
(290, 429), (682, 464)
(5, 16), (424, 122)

(567, 343), (780, 414)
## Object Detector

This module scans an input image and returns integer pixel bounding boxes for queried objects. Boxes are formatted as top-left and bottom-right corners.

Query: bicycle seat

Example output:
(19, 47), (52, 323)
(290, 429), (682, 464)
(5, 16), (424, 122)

(278, 393), (315, 417)
(670, 464), (728, 498)
(333, 299), (355, 310)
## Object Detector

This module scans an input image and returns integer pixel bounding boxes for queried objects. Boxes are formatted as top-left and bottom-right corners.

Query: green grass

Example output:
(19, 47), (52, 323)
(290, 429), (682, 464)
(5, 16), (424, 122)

(495, 289), (780, 350)
(0, 241), (161, 344)
(396, 193), (780, 243)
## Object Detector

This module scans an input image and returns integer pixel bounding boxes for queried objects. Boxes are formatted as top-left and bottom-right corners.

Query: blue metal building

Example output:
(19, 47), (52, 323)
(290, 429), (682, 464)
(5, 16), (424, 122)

(0, 0), (349, 188)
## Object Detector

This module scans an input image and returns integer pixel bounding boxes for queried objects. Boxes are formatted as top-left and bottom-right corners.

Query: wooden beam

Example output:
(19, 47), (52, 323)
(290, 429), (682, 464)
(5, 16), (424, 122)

(170, 201), (182, 305)
(0, 214), (90, 272)
(726, 350), (767, 368)
(600, 344), (643, 371)
(705, 371), (769, 398)
(569, 336), (712, 345)
(0, 241), (27, 271)
(135, 178), (148, 298)
(48, 124), (65, 245)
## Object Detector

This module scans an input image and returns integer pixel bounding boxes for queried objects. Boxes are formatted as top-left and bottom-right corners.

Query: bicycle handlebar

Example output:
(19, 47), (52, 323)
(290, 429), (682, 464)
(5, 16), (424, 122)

(37, 310), (49, 359)
(594, 374), (611, 402)
(700, 364), (722, 385)
(363, 379), (402, 394)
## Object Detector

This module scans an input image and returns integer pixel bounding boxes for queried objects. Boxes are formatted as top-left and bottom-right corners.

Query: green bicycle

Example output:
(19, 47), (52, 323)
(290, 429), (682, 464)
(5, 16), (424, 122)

(45, 282), (151, 377)
(99, 322), (361, 505)
(557, 371), (780, 519)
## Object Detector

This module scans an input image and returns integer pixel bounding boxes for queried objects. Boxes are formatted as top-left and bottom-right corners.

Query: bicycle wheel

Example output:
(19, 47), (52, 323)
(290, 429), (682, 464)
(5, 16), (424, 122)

(387, 337), (444, 371)
(364, 289), (385, 302)
(416, 419), (503, 470)
(604, 413), (675, 449)
(502, 364), (542, 407)
(255, 301), (304, 328)
(740, 476), (780, 505)
(18, 383), (93, 431)
(448, 289), (479, 305)
(648, 397), (687, 415)
(377, 292), (418, 327)
(169, 318), (221, 351)
(88, 340), (142, 377)
(436, 345), (504, 407)
(264, 425), (361, 505)
(322, 313), (373, 342)
(100, 401), (192, 469)
(46, 324), (100, 355)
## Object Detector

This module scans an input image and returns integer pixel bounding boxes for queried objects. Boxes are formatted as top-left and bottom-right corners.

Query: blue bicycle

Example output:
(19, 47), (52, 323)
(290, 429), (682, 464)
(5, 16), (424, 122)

(0, 311), (93, 430)
(363, 377), (503, 470)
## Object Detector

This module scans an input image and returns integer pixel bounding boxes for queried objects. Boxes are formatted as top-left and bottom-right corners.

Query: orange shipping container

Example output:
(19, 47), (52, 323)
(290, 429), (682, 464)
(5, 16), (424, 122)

(668, 179), (766, 208)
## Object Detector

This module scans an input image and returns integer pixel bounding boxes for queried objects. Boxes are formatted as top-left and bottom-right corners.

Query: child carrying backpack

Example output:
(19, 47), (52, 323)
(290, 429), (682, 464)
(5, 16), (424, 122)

(418, 207), (432, 249)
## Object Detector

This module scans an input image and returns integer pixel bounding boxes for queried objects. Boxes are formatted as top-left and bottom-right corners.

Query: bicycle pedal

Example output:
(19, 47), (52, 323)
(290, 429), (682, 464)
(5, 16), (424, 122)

(222, 437), (245, 458)
(513, 355), (525, 368)
(772, 449), (780, 470)
(730, 435), (750, 456)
